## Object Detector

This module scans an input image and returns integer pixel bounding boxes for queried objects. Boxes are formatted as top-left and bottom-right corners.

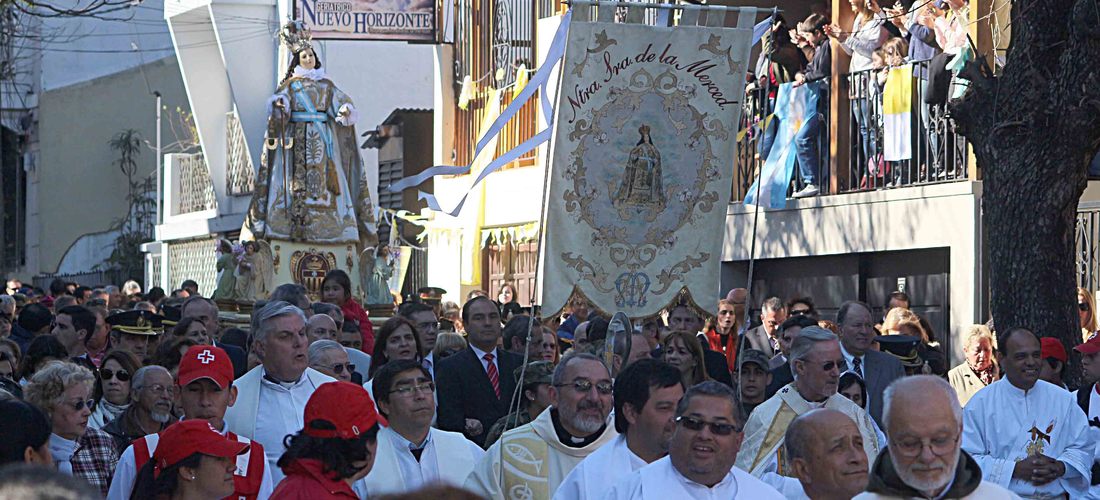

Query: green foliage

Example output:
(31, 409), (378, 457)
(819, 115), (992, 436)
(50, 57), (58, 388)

(101, 129), (154, 282)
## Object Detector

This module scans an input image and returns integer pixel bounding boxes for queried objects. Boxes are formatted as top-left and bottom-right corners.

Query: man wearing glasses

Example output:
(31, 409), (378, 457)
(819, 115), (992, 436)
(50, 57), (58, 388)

(356, 359), (483, 496)
(101, 365), (174, 454)
(605, 380), (783, 498)
(856, 375), (1015, 499)
(399, 302), (440, 380)
(308, 339), (356, 383)
(465, 353), (618, 499)
(736, 327), (880, 483)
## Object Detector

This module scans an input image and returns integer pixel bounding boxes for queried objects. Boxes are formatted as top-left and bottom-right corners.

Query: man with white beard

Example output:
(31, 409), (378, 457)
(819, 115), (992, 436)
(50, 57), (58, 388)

(554, 359), (683, 500)
(102, 365), (173, 453)
(961, 328), (1092, 498)
(464, 353), (618, 499)
(855, 375), (1017, 499)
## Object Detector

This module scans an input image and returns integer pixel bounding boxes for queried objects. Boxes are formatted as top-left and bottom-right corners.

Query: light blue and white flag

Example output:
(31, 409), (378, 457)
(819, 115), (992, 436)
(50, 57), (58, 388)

(744, 82), (819, 209)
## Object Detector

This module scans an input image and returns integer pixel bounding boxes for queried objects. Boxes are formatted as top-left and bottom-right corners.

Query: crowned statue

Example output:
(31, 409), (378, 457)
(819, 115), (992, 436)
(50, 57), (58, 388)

(239, 21), (379, 301)
(612, 124), (666, 213)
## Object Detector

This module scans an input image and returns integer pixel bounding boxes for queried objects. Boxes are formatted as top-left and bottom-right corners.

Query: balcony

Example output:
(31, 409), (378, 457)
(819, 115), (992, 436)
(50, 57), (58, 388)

(165, 153), (217, 218)
(225, 110), (255, 196)
(733, 59), (975, 204)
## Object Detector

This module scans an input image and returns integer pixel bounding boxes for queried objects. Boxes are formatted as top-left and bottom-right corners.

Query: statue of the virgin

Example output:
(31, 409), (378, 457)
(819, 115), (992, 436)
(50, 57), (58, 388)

(613, 124), (666, 211)
(245, 21), (376, 248)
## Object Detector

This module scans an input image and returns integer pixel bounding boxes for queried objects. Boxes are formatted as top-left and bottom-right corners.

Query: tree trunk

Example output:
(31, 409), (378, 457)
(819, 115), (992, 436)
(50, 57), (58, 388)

(952, 0), (1100, 387)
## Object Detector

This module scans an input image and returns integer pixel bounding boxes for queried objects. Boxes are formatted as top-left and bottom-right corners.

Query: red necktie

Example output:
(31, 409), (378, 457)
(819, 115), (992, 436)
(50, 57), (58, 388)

(484, 352), (500, 398)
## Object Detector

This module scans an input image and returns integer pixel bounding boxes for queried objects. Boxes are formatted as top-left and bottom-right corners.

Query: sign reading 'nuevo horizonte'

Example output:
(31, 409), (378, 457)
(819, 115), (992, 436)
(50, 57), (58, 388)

(295, 0), (435, 41)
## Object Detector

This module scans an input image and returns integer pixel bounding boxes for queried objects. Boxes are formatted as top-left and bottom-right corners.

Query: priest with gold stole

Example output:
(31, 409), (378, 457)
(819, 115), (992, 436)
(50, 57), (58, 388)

(735, 327), (880, 484)
(464, 353), (617, 499)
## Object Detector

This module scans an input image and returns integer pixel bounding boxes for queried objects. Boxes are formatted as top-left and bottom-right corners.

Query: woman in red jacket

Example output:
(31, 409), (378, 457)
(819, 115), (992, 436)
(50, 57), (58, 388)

(270, 382), (383, 499)
(321, 270), (375, 353)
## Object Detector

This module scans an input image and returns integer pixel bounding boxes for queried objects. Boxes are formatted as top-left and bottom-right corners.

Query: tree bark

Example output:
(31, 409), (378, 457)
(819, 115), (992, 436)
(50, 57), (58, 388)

(952, 0), (1100, 387)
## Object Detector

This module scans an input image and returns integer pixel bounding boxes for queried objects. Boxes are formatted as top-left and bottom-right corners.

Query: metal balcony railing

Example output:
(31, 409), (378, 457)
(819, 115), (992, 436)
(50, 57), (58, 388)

(176, 153), (217, 214)
(226, 111), (255, 196)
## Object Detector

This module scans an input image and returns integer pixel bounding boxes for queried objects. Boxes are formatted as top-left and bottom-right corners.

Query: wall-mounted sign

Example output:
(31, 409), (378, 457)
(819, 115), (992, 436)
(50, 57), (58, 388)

(295, 0), (435, 42)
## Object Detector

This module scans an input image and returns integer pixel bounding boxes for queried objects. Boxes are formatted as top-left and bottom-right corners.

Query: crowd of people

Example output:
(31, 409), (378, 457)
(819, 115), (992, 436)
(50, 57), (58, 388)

(747, 0), (972, 199)
(0, 271), (1098, 499)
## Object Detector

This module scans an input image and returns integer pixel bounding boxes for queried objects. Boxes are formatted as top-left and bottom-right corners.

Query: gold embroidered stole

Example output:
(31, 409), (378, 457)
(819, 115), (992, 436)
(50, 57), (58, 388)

(751, 400), (798, 474)
(499, 430), (551, 500)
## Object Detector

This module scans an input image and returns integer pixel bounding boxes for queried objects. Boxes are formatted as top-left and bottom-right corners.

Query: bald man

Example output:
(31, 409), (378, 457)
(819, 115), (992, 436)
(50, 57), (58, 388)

(856, 375), (1016, 499)
(786, 409), (869, 499)
(306, 314), (338, 343)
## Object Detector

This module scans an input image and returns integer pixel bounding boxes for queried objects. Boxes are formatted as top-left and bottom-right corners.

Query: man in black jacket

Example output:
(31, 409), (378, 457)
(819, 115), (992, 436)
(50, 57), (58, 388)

(436, 296), (523, 448)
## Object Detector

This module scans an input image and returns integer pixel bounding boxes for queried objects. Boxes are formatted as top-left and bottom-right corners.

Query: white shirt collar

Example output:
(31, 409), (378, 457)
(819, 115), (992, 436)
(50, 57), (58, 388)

(469, 344), (497, 362)
(840, 344), (862, 368)
(260, 366), (309, 390)
(671, 459), (737, 492)
(389, 427), (432, 451)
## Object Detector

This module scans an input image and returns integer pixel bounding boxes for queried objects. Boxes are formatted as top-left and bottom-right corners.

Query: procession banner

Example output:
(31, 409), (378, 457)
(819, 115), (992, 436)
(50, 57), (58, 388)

(542, 3), (758, 318)
(295, 0), (434, 41)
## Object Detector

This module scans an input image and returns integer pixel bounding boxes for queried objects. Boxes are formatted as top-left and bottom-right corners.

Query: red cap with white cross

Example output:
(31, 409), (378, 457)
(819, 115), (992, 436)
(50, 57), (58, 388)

(177, 345), (234, 389)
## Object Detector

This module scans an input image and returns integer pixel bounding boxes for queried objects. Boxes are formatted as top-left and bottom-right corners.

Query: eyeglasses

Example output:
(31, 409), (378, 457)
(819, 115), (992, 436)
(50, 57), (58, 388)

(321, 362), (356, 375)
(1080, 303), (1090, 312)
(801, 358), (848, 372)
(554, 379), (613, 395)
(676, 416), (742, 436)
(141, 384), (173, 395)
(101, 369), (131, 382)
(892, 433), (959, 458)
(416, 321), (440, 331)
(790, 309), (811, 316)
(389, 381), (435, 396)
(67, 398), (96, 411)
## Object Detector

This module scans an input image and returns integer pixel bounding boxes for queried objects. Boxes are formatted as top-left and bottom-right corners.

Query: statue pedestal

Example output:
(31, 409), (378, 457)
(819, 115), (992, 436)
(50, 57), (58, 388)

(269, 240), (361, 301)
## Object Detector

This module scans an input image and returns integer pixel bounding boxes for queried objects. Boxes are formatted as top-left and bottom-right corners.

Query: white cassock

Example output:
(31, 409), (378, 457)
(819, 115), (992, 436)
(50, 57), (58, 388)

(602, 456), (784, 499)
(464, 408), (618, 500)
(962, 379), (1092, 498)
(553, 435), (647, 500)
(735, 384), (880, 477)
(353, 426), (484, 497)
(223, 366), (335, 484)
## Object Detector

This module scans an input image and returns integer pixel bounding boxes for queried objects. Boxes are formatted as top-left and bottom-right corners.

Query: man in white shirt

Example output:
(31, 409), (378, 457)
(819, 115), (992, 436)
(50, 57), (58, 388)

(604, 380), (784, 499)
(400, 302), (440, 380)
(107, 345), (274, 500)
(962, 327), (1092, 498)
(223, 301), (335, 484)
(1071, 335), (1100, 499)
(554, 358), (683, 500)
(355, 359), (483, 496)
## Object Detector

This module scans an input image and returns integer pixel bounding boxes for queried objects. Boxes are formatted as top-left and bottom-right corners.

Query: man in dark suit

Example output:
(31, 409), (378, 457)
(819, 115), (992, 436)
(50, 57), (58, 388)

(666, 303), (733, 387)
(740, 296), (787, 359)
(179, 297), (248, 378)
(765, 314), (819, 398)
(436, 296), (523, 448)
(836, 300), (904, 425)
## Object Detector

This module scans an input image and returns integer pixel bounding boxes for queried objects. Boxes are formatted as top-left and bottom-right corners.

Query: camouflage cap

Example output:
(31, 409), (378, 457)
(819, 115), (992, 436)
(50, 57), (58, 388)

(515, 360), (553, 386)
(736, 348), (771, 371)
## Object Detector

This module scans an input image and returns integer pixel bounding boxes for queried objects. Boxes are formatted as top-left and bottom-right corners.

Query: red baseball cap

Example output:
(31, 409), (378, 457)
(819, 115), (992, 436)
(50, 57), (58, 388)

(1075, 336), (1100, 355)
(153, 420), (248, 477)
(1040, 337), (1068, 363)
(178, 345), (234, 389)
(303, 381), (386, 439)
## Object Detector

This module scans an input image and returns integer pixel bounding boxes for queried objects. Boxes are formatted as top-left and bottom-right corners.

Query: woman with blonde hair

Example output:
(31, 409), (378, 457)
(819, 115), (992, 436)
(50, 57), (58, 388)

(24, 360), (118, 496)
(947, 325), (998, 406)
(1078, 287), (1098, 342)
(661, 331), (708, 388)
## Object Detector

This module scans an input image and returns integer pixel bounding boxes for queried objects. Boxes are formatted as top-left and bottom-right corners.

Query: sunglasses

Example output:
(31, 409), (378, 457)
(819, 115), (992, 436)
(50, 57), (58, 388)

(800, 359), (848, 372)
(101, 369), (131, 382)
(1080, 303), (1090, 312)
(676, 415), (742, 436)
(68, 398), (96, 411)
(325, 362), (356, 375)
(555, 379), (614, 395)
(789, 309), (811, 316)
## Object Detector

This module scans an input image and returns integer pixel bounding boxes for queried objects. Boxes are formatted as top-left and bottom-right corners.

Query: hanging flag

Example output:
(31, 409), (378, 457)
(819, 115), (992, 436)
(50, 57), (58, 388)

(511, 64), (529, 100)
(744, 82), (819, 209)
(883, 64), (912, 162)
(457, 75), (474, 110)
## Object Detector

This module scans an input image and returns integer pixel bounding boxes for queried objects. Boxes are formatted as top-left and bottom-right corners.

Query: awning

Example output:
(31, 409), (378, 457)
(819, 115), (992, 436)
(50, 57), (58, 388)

(480, 222), (539, 246)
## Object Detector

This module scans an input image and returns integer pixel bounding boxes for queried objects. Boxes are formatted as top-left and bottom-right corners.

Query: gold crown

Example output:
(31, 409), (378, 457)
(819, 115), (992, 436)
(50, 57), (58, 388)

(280, 20), (313, 54)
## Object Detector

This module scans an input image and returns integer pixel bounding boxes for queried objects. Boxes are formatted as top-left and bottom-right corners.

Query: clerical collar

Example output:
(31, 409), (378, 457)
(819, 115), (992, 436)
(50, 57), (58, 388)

(262, 368), (303, 389)
(550, 408), (605, 448)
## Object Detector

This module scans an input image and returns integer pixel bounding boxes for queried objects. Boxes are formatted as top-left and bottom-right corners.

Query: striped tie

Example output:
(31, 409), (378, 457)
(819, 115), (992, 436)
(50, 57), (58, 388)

(484, 352), (500, 398)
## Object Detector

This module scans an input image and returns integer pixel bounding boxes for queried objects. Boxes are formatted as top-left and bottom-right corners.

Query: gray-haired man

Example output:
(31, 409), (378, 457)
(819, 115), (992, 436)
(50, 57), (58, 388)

(736, 327), (880, 482)
(223, 300), (334, 483)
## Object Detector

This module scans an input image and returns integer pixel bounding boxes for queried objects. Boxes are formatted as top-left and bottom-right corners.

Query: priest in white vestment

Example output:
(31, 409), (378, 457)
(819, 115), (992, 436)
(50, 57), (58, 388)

(736, 327), (880, 479)
(961, 328), (1092, 498)
(465, 353), (618, 499)
(354, 360), (483, 497)
(223, 302), (335, 484)
(604, 381), (783, 499)
(554, 359), (684, 500)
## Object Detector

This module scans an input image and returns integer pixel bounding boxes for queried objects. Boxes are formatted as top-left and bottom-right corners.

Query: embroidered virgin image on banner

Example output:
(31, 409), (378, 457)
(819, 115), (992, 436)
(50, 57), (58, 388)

(542, 7), (756, 318)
